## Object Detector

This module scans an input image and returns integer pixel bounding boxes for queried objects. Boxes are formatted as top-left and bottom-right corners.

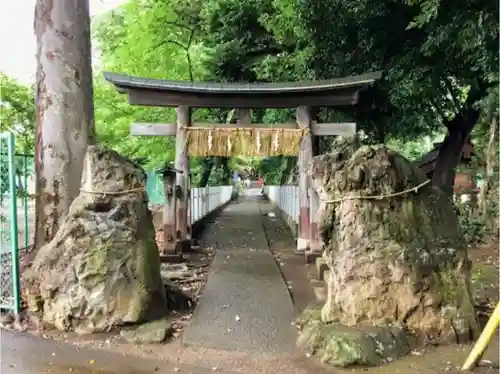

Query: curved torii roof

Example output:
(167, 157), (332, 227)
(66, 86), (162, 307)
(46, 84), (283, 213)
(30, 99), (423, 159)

(104, 71), (382, 109)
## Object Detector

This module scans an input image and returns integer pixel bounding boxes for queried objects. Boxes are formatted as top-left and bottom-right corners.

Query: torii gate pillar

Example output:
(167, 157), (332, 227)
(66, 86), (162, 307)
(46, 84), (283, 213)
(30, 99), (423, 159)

(296, 106), (313, 251)
(175, 106), (191, 250)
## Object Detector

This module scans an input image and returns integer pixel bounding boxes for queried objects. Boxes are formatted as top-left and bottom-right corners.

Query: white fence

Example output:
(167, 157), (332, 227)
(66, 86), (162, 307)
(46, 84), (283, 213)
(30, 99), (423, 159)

(263, 185), (300, 224)
(263, 184), (320, 229)
(189, 185), (234, 225)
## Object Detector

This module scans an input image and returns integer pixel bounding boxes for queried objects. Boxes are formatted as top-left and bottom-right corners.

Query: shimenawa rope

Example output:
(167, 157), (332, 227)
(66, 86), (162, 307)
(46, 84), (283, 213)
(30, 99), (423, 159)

(79, 187), (145, 196)
(82, 124), (191, 196)
(324, 179), (431, 204)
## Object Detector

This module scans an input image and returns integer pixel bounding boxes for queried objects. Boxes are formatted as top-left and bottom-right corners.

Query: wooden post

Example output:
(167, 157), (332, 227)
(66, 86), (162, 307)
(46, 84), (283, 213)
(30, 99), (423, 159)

(309, 113), (321, 251)
(175, 106), (191, 252)
(309, 187), (321, 251)
(162, 169), (177, 258)
(297, 106), (313, 252)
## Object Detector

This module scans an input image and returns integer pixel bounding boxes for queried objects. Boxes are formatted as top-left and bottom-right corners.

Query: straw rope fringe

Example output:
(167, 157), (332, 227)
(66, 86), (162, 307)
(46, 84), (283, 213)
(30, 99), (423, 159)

(324, 179), (431, 204)
(185, 127), (307, 157)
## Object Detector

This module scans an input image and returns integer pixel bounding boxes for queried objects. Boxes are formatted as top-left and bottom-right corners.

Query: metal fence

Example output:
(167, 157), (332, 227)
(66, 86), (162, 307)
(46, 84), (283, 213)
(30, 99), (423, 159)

(146, 170), (234, 225)
(188, 186), (234, 225)
(264, 185), (300, 224)
(0, 137), (233, 313)
(0, 133), (22, 313)
(15, 153), (35, 251)
(145, 171), (235, 219)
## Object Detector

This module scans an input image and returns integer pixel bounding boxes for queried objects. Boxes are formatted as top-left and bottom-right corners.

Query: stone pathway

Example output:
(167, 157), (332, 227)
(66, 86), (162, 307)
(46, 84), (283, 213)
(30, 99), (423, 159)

(183, 194), (297, 353)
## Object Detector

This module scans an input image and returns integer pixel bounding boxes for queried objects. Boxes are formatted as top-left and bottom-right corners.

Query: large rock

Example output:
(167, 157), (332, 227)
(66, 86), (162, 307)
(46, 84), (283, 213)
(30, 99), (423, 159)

(22, 146), (167, 334)
(119, 318), (174, 344)
(297, 136), (478, 367)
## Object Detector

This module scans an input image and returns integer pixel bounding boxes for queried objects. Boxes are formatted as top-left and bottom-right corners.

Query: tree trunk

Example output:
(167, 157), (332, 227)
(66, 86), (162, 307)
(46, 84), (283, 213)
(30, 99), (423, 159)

(34, 0), (95, 249)
(221, 157), (231, 185)
(280, 157), (297, 185)
(431, 107), (480, 196)
(199, 157), (214, 187)
(478, 116), (498, 224)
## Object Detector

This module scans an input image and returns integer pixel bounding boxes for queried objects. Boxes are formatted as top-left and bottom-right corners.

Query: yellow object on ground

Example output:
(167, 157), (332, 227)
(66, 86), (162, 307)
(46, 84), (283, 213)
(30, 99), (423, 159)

(461, 302), (500, 371)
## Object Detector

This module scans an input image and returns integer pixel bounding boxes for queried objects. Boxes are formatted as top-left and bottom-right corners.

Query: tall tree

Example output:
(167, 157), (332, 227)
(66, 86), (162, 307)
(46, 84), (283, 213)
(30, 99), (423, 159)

(272, 0), (497, 194)
(92, 0), (203, 172)
(34, 0), (95, 248)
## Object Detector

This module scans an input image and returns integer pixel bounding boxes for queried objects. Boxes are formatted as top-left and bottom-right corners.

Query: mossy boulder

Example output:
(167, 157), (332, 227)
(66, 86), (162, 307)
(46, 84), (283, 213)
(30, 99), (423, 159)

(120, 319), (174, 344)
(297, 307), (413, 367)
(22, 146), (168, 334)
(299, 136), (479, 367)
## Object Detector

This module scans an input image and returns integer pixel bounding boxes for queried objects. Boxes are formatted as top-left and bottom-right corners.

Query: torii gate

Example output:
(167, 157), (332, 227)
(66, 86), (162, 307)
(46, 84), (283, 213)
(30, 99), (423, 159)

(104, 71), (381, 259)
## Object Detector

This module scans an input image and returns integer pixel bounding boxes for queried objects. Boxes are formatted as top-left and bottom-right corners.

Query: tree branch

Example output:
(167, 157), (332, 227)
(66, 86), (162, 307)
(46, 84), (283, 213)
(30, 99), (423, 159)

(443, 77), (462, 114)
(185, 28), (196, 82)
(157, 39), (188, 52)
(164, 20), (192, 31)
(429, 98), (449, 124)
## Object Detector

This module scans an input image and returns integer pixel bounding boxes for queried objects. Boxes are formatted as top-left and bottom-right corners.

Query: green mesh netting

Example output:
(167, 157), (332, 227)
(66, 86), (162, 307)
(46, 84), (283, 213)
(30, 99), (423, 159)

(146, 171), (164, 205)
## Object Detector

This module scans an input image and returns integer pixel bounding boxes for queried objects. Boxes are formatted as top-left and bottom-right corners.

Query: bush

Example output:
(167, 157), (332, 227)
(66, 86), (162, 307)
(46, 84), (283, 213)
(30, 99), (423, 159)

(456, 201), (486, 244)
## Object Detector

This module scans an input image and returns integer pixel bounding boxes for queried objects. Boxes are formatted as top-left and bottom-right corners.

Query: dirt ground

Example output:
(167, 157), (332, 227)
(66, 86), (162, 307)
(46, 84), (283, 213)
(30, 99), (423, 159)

(2, 206), (499, 374)
(469, 240), (499, 321)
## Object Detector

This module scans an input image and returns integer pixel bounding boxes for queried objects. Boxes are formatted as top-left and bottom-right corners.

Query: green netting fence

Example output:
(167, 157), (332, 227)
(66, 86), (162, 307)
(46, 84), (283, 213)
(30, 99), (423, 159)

(0, 133), (22, 313)
(146, 171), (165, 205)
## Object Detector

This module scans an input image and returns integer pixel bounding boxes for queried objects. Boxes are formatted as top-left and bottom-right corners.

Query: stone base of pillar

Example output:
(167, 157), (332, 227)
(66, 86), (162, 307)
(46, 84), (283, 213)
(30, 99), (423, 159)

(304, 250), (322, 264)
(312, 281), (327, 301)
(297, 237), (309, 251)
(315, 257), (329, 281)
(175, 238), (192, 253)
(159, 253), (183, 263)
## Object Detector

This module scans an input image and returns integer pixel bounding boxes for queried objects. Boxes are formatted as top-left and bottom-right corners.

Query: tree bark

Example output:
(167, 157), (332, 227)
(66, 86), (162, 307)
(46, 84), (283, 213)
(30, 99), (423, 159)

(280, 157), (297, 185)
(478, 116), (498, 223)
(220, 157), (231, 185)
(34, 0), (95, 249)
(199, 157), (214, 187)
(431, 108), (480, 196)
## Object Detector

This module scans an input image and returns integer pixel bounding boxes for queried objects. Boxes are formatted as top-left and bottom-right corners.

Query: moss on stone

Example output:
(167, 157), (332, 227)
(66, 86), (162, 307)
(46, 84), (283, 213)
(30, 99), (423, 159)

(432, 267), (461, 304)
(22, 146), (169, 334)
(82, 243), (112, 277)
(302, 136), (479, 367)
(297, 317), (412, 367)
(296, 306), (322, 327)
